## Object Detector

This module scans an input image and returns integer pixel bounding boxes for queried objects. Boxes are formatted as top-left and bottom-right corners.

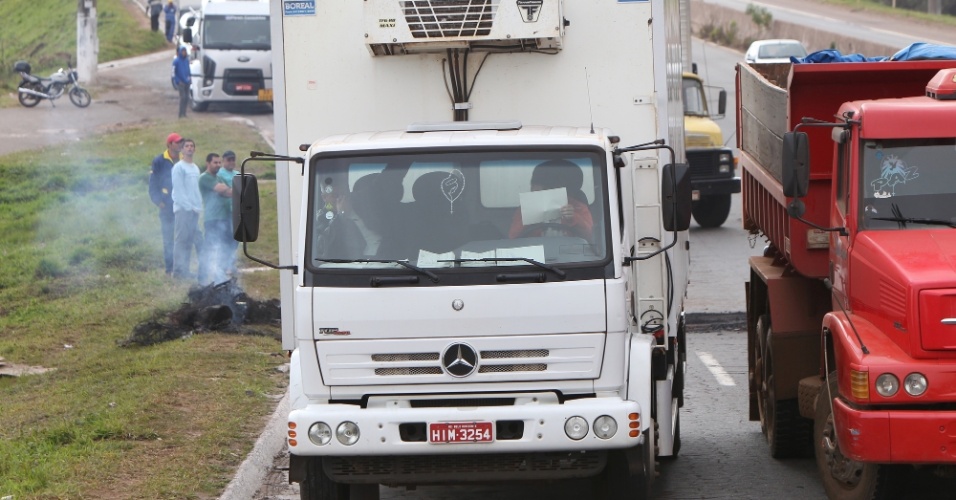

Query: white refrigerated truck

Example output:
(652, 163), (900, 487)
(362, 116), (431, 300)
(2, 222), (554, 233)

(236, 1), (692, 498)
(179, 0), (273, 111)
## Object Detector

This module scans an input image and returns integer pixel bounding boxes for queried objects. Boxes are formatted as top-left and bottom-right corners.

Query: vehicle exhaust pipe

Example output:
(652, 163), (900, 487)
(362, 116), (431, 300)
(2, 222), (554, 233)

(18, 87), (50, 99)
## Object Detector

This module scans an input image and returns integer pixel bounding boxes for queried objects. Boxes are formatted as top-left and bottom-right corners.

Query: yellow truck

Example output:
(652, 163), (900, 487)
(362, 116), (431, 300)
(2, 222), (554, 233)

(683, 69), (739, 227)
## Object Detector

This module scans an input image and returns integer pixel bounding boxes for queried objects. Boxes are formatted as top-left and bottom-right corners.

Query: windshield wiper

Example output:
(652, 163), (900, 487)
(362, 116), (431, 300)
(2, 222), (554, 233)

(440, 257), (566, 279)
(871, 203), (956, 228)
(870, 216), (956, 228)
(314, 258), (440, 282)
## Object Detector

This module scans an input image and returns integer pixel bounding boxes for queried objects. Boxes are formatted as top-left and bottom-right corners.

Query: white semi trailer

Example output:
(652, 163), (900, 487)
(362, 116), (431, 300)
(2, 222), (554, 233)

(236, 1), (692, 498)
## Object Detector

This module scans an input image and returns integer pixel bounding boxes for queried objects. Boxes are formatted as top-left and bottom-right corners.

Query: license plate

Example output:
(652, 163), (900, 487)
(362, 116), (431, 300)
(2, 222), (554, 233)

(692, 189), (701, 201)
(258, 88), (273, 102)
(428, 421), (493, 444)
(235, 83), (253, 92)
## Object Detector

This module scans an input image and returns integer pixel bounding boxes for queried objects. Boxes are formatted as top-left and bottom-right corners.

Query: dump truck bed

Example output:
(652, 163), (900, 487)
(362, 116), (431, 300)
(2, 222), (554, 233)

(736, 59), (956, 278)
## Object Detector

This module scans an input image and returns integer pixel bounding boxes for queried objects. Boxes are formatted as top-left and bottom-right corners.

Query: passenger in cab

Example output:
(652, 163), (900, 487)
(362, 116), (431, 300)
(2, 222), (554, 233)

(509, 159), (593, 242)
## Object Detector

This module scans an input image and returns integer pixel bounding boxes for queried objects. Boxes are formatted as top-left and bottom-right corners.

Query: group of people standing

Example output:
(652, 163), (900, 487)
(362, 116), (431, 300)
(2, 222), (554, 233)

(148, 132), (239, 284)
(146, 0), (179, 44)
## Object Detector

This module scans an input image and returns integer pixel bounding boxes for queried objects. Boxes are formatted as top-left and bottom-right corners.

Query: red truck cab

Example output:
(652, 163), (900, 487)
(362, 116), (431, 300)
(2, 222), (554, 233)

(739, 60), (956, 497)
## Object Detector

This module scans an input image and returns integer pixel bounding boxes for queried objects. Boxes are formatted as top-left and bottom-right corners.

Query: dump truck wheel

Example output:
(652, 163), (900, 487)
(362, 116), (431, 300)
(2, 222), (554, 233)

(756, 315), (812, 458)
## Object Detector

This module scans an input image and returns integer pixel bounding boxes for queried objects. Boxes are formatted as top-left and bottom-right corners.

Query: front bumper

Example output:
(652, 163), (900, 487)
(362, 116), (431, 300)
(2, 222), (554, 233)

(833, 397), (956, 463)
(691, 177), (741, 197)
(287, 395), (641, 457)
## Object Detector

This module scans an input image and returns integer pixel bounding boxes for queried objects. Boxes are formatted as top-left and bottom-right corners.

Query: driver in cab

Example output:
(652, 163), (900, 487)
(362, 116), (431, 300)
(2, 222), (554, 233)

(509, 159), (593, 242)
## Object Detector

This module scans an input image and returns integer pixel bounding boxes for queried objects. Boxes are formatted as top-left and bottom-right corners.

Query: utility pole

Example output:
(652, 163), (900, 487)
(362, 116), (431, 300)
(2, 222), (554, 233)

(77, 0), (99, 84)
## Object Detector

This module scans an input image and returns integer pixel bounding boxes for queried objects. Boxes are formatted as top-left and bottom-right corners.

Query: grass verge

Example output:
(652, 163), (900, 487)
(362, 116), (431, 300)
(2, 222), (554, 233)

(1, 0), (168, 104)
(0, 116), (285, 499)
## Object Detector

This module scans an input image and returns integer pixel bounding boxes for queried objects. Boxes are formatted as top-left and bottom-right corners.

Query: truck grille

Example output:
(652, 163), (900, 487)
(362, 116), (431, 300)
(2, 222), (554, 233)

(319, 334), (604, 385)
(372, 349), (550, 376)
(222, 69), (264, 96)
(402, 0), (498, 38)
(324, 451), (606, 483)
(686, 149), (721, 178)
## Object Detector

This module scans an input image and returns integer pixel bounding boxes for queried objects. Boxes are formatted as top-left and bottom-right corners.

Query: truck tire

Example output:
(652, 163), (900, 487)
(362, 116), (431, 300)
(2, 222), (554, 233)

(815, 375), (906, 500)
(691, 194), (731, 228)
(594, 427), (654, 500)
(756, 315), (812, 458)
(190, 90), (209, 112)
(300, 458), (348, 500)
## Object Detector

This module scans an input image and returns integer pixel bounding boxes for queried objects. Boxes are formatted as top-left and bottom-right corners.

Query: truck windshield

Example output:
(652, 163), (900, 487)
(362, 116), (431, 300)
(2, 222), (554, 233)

(682, 77), (708, 117)
(305, 149), (609, 277)
(202, 15), (270, 50)
(860, 138), (956, 230)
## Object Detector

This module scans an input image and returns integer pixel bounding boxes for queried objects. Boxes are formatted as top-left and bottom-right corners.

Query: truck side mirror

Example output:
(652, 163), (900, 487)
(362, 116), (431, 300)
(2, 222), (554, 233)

(662, 163), (692, 232)
(232, 174), (260, 242)
(782, 131), (809, 198)
(182, 28), (193, 44)
(717, 89), (727, 116)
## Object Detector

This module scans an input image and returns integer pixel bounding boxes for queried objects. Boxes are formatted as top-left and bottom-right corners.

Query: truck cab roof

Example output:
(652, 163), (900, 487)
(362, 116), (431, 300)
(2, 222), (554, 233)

(201, 0), (269, 16)
(308, 125), (615, 152)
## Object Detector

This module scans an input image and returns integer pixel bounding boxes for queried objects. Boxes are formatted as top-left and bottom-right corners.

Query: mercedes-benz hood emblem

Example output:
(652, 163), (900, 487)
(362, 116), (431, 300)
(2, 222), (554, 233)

(441, 343), (479, 378)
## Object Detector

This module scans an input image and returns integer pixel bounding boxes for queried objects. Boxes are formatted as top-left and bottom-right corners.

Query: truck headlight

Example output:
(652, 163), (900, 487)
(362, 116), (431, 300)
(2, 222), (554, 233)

(719, 152), (732, 163)
(718, 164), (731, 173)
(904, 373), (927, 396)
(593, 416), (617, 439)
(336, 421), (360, 445)
(308, 422), (332, 446)
(875, 373), (899, 397)
(564, 416), (588, 440)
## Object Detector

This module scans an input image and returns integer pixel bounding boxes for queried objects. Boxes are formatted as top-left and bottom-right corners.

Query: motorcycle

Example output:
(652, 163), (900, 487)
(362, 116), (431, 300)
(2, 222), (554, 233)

(15, 60), (92, 108)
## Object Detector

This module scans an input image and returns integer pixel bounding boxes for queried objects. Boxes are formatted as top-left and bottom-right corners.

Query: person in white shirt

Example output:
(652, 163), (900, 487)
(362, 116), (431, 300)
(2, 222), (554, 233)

(171, 138), (206, 281)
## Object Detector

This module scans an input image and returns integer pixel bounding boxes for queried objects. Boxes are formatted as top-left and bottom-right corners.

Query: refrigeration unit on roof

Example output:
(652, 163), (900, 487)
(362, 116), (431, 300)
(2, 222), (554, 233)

(364, 0), (565, 56)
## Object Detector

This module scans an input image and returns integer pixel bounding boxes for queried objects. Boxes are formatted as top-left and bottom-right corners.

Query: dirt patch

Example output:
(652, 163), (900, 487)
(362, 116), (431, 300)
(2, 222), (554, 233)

(0, 357), (56, 377)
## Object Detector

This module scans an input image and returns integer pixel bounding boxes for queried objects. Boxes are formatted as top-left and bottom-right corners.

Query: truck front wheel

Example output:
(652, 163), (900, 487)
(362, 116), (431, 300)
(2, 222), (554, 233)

(691, 194), (731, 228)
(594, 427), (654, 500)
(300, 458), (349, 500)
(815, 375), (905, 500)
(189, 90), (209, 112)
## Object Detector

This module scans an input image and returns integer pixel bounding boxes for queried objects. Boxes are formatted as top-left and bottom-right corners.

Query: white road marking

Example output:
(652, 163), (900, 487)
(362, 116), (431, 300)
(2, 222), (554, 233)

(696, 351), (737, 386)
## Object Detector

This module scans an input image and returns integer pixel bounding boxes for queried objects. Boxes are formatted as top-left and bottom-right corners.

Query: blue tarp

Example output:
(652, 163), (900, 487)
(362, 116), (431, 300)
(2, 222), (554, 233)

(791, 43), (956, 64)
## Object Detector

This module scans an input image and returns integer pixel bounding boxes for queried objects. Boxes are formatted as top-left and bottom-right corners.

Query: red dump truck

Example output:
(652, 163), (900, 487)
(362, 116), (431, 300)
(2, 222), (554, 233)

(737, 59), (956, 498)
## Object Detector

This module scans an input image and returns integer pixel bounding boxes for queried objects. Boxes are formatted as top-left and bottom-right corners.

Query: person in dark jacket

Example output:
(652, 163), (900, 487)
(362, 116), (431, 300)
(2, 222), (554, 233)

(147, 0), (162, 32)
(172, 46), (191, 118)
(149, 132), (184, 275)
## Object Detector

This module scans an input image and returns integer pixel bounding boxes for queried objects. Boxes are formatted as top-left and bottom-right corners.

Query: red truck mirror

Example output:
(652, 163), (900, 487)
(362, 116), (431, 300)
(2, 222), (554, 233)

(782, 131), (809, 198)
(662, 162), (692, 232)
(232, 173), (260, 243)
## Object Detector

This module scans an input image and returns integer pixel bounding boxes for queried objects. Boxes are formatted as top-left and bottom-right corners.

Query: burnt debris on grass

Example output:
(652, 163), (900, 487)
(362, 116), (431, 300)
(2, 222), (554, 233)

(121, 279), (281, 347)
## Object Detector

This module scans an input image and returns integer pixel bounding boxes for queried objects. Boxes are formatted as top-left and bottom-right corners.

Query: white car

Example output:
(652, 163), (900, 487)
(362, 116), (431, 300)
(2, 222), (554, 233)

(744, 39), (808, 64)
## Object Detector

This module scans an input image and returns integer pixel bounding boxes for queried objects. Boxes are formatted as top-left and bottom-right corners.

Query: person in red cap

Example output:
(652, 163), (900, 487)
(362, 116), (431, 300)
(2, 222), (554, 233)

(148, 132), (185, 275)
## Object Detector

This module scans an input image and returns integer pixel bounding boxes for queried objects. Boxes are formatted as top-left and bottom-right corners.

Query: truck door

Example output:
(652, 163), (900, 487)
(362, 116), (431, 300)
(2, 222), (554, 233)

(830, 131), (851, 300)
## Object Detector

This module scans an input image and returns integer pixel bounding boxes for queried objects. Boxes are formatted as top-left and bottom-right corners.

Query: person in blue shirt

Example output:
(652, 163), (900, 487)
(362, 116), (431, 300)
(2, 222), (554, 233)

(172, 46), (191, 118)
(163, 0), (177, 43)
